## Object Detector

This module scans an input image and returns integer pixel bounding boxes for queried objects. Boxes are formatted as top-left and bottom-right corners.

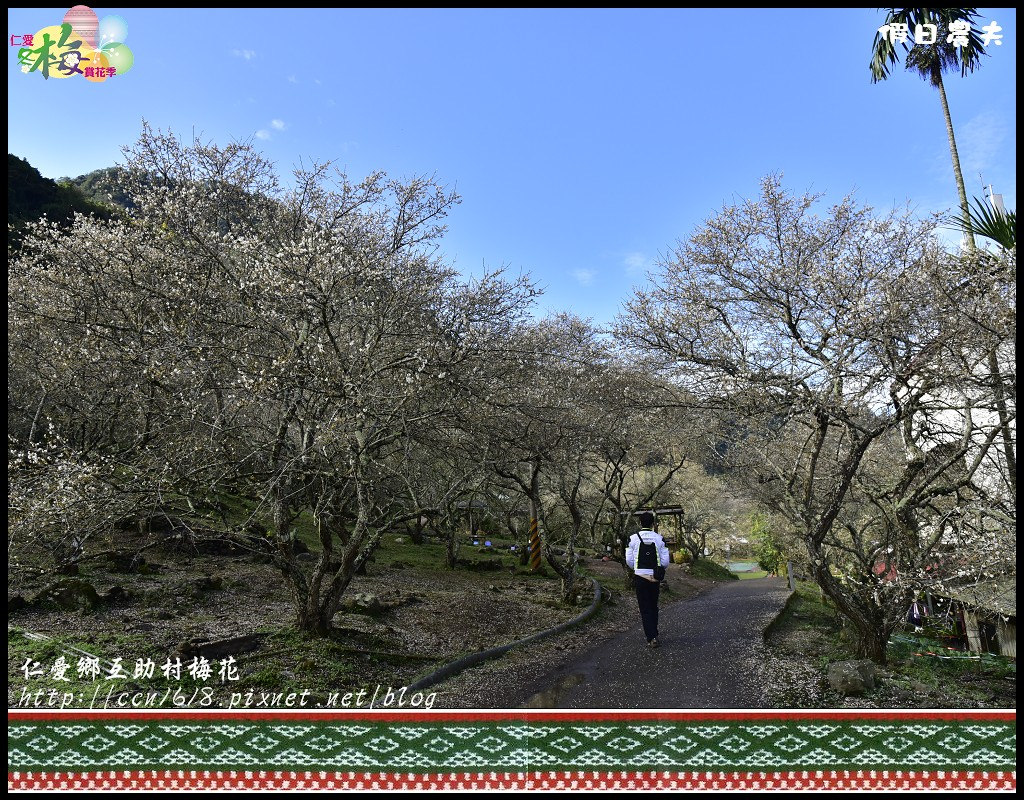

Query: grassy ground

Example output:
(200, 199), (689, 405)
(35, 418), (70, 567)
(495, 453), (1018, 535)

(760, 580), (1016, 708)
(689, 558), (738, 581)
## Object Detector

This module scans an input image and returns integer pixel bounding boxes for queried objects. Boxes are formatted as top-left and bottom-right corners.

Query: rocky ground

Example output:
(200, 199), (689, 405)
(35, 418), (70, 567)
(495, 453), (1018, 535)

(756, 586), (1017, 709)
(6, 555), (548, 707)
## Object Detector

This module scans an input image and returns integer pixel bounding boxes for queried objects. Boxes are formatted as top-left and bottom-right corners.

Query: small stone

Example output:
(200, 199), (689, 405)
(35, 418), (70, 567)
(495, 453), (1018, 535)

(104, 585), (132, 602)
(827, 660), (877, 695)
(33, 578), (101, 611)
(342, 592), (384, 616)
(176, 638), (209, 658)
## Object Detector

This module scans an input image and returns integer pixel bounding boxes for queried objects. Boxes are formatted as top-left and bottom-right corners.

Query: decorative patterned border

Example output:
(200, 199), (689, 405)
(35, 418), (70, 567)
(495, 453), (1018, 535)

(8, 711), (1017, 792)
(6, 769), (1019, 791)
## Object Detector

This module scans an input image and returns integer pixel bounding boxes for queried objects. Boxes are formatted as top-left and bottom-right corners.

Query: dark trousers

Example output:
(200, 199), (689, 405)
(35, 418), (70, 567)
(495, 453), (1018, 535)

(634, 577), (661, 642)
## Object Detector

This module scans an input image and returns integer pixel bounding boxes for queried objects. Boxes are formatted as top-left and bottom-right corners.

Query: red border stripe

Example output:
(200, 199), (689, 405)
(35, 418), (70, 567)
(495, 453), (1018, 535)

(7, 709), (1017, 723)
(6, 770), (1017, 791)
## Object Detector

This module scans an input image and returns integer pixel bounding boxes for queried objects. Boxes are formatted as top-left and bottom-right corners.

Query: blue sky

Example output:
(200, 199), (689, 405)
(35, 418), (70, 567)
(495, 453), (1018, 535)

(7, 7), (1017, 324)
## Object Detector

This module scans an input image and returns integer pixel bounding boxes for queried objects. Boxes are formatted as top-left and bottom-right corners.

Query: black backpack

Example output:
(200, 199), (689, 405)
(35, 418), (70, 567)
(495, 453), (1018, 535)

(635, 534), (666, 581)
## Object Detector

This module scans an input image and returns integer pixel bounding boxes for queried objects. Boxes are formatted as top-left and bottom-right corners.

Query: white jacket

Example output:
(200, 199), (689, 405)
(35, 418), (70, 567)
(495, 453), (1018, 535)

(625, 530), (670, 577)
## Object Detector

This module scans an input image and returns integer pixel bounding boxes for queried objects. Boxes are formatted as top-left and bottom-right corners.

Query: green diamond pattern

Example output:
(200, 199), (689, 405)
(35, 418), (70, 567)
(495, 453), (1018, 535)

(6, 719), (1016, 772)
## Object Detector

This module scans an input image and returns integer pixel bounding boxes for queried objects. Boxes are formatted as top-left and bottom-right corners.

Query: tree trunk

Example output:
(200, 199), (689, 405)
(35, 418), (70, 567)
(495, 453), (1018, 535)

(812, 559), (891, 665)
(546, 554), (577, 605)
(289, 479), (371, 636)
(272, 487), (320, 633)
(295, 603), (333, 636)
(683, 538), (702, 566)
(545, 538), (578, 605)
(987, 347), (1017, 496)
(410, 516), (425, 545)
(615, 528), (633, 583)
(936, 72), (976, 253)
(853, 624), (890, 665)
(443, 521), (459, 569)
(550, 481), (584, 605)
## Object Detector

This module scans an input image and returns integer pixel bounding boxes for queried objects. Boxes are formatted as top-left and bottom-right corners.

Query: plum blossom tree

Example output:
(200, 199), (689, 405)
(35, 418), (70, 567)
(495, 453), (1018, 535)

(618, 176), (1015, 663)
(8, 125), (538, 634)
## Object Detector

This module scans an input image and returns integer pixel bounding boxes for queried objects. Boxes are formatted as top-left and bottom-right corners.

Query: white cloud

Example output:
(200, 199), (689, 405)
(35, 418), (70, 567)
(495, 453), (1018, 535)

(329, 140), (359, 153)
(573, 268), (595, 286)
(623, 251), (653, 275)
(927, 111), (1010, 191)
(231, 49), (256, 60)
(287, 75), (298, 84)
(271, 119), (286, 131)
(255, 130), (271, 140)
(957, 111), (1009, 179)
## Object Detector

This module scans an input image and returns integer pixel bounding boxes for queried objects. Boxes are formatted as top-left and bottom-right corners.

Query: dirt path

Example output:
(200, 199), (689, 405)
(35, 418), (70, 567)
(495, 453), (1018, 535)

(521, 576), (792, 708)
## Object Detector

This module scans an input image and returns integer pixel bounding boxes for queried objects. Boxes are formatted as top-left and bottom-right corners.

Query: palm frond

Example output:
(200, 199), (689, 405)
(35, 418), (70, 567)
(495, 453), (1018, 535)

(948, 196), (1017, 250)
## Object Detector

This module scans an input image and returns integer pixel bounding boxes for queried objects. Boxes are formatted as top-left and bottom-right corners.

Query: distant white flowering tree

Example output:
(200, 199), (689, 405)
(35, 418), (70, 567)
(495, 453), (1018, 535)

(586, 371), (694, 582)
(619, 176), (1015, 663)
(475, 314), (609, 601)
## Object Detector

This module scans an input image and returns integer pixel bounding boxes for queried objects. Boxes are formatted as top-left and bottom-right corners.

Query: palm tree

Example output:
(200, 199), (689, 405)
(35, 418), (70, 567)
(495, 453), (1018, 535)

(870, 8), (988, 252)
(873, 11), (1016, 589)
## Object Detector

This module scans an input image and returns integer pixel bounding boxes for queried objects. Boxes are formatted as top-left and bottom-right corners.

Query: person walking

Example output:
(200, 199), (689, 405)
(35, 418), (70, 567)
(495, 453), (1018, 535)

(625, 511), (670, 648)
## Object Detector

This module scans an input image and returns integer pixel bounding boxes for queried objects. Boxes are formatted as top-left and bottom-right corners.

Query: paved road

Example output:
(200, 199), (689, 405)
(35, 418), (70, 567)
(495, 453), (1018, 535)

(522, 576), (791, 708)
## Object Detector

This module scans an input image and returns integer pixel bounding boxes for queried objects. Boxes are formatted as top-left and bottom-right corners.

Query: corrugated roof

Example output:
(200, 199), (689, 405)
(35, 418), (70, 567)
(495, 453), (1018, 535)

(942, 576), (1016, 618)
